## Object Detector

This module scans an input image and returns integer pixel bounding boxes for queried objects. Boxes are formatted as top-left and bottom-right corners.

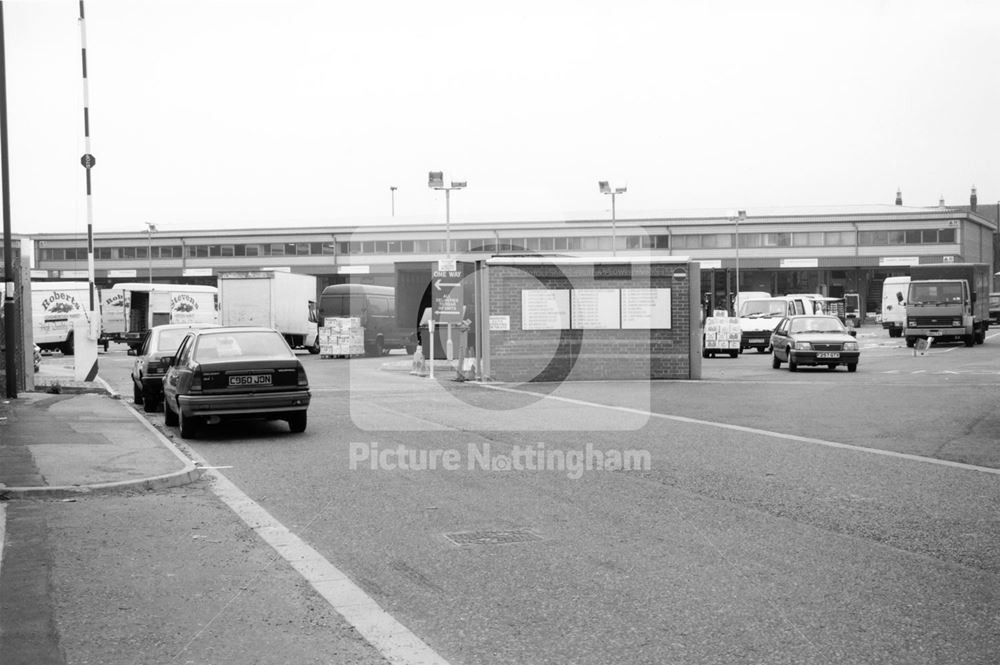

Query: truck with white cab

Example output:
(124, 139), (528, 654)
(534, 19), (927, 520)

(101, 283), (219, 350)
(217, 271), (319, 352)
(903, 263), (990, 347)
(31, 281), (93, 355)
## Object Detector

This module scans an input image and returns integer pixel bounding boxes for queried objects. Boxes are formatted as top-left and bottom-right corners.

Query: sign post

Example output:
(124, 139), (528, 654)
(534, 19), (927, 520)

(432, 260), (464, 364)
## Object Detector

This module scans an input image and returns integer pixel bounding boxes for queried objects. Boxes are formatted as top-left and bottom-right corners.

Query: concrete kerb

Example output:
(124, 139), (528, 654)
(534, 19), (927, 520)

(0, 378), (206, 500)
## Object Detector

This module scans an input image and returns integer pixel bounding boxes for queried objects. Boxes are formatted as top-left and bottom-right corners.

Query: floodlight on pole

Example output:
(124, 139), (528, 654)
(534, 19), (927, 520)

(599, 181), (627, 256)
(732, 209), (746, 314)
(428, 171), (466, 258)
(144, 222), (157, 283)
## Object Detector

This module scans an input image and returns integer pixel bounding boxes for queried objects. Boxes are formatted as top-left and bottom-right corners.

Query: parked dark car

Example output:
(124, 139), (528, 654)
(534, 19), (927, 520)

(129, 323), (217, 412)
(770, 315), (860, 372)
(161, 327), (311, 438)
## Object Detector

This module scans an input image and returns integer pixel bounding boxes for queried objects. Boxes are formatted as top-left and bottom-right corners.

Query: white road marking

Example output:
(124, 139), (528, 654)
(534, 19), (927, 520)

(481, 385), (1000, 476)
(172, 442), (452, 665)
(0, 503), (5, 580)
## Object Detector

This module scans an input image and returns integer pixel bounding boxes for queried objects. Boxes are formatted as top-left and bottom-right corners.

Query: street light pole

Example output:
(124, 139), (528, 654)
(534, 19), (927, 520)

(390, 186), (397, 217)
(144, 222), (156, 284)
(428, 172), (466, 259)
(598, 181), (627, 256)
(734, 209), (746, 314)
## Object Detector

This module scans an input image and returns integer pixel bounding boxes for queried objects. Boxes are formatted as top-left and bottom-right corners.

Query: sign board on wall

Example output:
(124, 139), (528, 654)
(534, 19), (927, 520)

(879, 257), (918, 267)
(571, 289), (620, 329)
(780, 258), (818, 268)
(489, 315), (510, 331)
(521, 289), (570, 330)
(622, 288), (671, 329)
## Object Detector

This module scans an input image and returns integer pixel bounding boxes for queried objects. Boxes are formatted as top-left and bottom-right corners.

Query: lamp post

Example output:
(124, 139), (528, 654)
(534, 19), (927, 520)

(598, 181), (627, 256)
(390, 186), (397, 217)
(733, 209), (746, 314)
(144, 222), (157, 284)
(428, 172), (466, 258)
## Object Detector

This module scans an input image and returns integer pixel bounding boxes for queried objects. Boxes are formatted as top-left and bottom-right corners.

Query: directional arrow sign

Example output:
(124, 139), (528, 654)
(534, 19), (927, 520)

(431, 268), (464, 323)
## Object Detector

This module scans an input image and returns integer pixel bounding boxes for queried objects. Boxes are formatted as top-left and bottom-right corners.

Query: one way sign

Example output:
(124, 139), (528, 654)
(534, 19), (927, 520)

(431, 268), (464, 323)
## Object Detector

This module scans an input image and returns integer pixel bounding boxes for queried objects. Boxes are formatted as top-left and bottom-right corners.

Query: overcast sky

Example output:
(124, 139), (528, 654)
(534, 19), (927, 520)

(4, 0), (999, 236)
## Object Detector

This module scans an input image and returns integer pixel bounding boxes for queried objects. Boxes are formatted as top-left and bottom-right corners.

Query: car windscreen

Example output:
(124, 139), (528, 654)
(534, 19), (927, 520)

(789, 317), (846, 334)
(909, 283), (964, 305)
(192, 331), (293, 362)
(156, 329), (193, 353)
(739, 300), (786, 317)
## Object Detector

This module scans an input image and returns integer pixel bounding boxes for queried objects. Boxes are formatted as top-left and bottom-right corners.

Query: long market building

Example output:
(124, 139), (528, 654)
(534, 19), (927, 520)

(26, 197), (998, 320)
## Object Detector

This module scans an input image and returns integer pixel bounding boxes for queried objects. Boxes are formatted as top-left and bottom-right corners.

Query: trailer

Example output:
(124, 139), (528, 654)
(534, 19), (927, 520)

(217, 271), (319, 352)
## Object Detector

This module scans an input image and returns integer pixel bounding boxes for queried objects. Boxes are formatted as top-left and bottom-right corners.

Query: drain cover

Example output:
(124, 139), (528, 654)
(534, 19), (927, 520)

(444, 529), (542, 546)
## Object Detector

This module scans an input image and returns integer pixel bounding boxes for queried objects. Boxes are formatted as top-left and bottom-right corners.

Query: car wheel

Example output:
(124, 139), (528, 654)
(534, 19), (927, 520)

(975, 330), (985, 344)
(905, 337), (916, 348)
(702, 348), (710, 359)
(756, 346), (768, 353)
(142, 389), (158, 413)
(178, 408), (198, 439)
(287, 411), (307, 433)
(771, 354), (781, 369)
(788, 357), (798, 372)
(308, 339), (320, 355)
(847, 363), (858, 373)
(163, 397), (178, 426)
(729, 350), (738, 358)
(964, 334), (975, 347)
(133, 383), (143, 405)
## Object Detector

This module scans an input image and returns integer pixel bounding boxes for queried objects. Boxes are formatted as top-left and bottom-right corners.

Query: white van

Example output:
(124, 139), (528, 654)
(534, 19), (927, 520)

(737, 295), (814, 352)
(31, 281), (92, 355)
(880, 276), (910, 338)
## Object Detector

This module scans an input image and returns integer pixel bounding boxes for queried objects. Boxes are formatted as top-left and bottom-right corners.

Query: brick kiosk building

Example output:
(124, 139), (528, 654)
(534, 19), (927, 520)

(480, 257), (701, 382)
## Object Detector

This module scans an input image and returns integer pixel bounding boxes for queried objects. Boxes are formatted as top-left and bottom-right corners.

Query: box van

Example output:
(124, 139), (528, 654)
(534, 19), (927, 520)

(880, 276), (910, 338)
(31, 281), (92, 354)
(318, 284), (417, 356)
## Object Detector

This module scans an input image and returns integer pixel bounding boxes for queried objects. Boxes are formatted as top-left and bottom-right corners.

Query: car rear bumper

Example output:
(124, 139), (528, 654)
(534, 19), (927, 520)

(789, 350), (860, 366)
(178, 390), (311, 417)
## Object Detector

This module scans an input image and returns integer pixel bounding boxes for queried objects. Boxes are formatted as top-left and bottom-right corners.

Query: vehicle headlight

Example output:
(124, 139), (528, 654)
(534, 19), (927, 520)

(843, 341), (859, 351)
(793, 341), (812, 350)
(907, 320), (917, 327)
(952, 319), (961, 326)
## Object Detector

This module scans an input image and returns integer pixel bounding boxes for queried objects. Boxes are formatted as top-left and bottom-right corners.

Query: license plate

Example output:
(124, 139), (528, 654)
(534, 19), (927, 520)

(749, 339), (765, 344)
(229, 374), (272, 386)
(816, 352), (840, 359)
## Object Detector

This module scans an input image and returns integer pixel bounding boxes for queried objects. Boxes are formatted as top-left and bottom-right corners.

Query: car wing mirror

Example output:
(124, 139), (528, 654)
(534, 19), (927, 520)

(127, 348), (137, 356)
(848, 329), (857, 337)
(159, 356), (175, 368)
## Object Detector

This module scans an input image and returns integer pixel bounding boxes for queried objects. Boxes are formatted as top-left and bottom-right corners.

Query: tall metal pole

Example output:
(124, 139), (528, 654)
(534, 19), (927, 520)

(611, 192), (617, 257)
(445, 188), (451, 258)
(390, 186), (396, 217)
(145, 222), (155, 283)
(79, 1), (96, 315)
(0, 1), (18, 398)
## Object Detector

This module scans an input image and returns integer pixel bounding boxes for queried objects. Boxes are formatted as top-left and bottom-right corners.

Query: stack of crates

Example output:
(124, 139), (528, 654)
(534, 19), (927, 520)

(320, 317), (365, 357)
(703, 311), (741, 358)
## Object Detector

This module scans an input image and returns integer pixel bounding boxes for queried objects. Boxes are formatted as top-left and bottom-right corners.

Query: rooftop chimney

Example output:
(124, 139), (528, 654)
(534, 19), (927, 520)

(970, 186), (978, 211)
(894, 188), (902, 206)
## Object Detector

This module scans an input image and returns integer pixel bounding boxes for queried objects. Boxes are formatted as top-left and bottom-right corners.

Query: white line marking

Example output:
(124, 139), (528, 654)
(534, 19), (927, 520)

(163, 437), (451, 665)
(0, 503), (6, 581)
(480, 384), (1000, 476)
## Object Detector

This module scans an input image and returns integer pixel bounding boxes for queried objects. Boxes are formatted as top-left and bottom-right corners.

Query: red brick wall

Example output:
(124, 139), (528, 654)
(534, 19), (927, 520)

(486, 260), (700, 381)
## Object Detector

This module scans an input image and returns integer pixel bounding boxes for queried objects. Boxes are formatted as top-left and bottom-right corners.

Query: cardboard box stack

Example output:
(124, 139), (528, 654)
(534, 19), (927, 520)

(703, 314), (741, 351)
(320, 317), (365, 357)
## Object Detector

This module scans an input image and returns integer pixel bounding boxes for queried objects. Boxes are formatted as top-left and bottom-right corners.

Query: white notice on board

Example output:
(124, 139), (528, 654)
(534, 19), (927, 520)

(571, 289), (620, 329)
(521, 290), (570, 330)
(621, 288), (671, 329)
